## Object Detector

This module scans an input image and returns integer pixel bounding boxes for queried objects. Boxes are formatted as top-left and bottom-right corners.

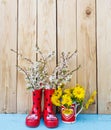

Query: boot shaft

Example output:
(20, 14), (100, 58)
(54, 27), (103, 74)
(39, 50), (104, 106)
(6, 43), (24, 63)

(44, 89), (55, 114)
(44, 89), (54, 106)
(32, 89), (42, 112)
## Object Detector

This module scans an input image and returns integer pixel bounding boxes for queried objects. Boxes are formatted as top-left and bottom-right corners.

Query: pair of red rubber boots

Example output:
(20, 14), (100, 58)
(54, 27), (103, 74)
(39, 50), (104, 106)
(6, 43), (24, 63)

(25, 89), (58, 128)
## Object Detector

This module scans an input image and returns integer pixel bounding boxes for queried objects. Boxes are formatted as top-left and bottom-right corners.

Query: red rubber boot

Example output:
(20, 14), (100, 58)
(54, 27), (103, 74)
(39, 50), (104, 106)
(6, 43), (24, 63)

(26, 89), (42, 127)
(43, 89), (59, 128)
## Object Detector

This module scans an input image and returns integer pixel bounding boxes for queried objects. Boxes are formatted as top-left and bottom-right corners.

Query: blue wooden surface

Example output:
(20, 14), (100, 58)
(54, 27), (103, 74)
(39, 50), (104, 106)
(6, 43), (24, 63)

(0, 114), (111, 130)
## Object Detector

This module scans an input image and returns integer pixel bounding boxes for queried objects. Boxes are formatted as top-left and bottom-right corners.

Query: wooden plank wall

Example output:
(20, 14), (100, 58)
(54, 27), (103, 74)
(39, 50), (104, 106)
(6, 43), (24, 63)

(0, 0), (17, 113)
(17, 0), (36, 113)
(77, 0), (96, 113)
(97, 0), (111, 114)
(57, 0), (77, 87)
(0, 0), (111, 114)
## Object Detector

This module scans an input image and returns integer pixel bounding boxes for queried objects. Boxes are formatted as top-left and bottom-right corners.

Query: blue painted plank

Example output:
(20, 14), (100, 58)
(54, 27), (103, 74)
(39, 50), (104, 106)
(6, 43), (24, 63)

(0, 114), (111, 130)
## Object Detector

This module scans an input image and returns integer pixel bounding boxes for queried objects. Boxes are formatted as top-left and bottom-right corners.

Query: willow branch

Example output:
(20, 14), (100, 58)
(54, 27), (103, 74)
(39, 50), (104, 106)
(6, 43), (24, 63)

(65, 65), (81, 77)
(66, 50), (77, 60)
(17, 65), (34, 89)
(11, 49), (33, 64)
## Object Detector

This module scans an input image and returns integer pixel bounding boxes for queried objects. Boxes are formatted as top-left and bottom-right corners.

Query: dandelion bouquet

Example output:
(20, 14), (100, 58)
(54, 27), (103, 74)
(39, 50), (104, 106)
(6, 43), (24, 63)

(51, 84), (96, 115)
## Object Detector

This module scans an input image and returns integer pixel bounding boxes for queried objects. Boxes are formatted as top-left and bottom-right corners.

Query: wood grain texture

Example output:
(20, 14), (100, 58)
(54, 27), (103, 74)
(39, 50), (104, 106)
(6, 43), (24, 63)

(17, 0), (36, 113)
(38, 0), (56, 74)
(97, 0), (111, 114)
(57, 0), (77, 87)
(0, 0), (17, 113)
(77, 0), (97, 113)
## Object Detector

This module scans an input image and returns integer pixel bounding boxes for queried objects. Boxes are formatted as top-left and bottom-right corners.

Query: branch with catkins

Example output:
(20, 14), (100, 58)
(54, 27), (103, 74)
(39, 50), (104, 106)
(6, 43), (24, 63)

(11, 47), (80, 90)
(49, 50), (80, 88)
(11, 47), (55, 90)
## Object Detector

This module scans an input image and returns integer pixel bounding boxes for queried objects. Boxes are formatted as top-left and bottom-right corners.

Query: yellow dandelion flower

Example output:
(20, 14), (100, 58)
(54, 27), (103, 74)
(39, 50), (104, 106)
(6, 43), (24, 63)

(64, 88), (71, 94)
(64, 88), (73, 97)
(51, 95), (61, 106)
(53, 87), (62, 99)
(85, 103), (89, 109)
(73, 85), (85, 100)
(85, 91), (96, 109)
(62, 94), (73, 106)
